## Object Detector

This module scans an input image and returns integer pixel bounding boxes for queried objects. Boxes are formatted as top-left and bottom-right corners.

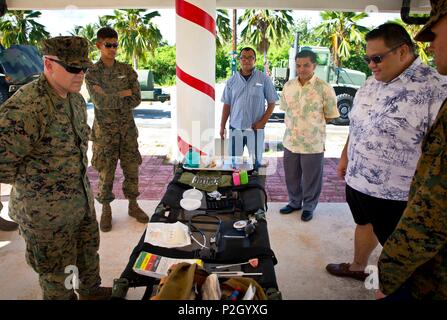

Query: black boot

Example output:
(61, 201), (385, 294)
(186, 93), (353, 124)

(0, 217), (18, 231)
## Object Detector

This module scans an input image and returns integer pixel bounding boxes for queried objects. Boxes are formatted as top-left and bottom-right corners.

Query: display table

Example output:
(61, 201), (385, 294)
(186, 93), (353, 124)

(112, 164), (281, 300)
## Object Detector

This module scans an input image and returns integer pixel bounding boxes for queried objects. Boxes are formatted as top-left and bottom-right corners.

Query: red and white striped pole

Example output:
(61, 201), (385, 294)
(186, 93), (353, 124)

(174, 0), (216, 161)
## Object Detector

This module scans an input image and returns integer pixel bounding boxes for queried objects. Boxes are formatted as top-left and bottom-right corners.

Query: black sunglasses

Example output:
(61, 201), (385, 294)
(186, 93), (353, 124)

(104, 42), (118, 49)
(363, 43), (405, 65)
(47, 58), (88, 74)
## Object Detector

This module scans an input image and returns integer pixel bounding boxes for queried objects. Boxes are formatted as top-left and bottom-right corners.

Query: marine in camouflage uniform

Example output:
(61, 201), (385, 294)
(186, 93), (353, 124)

(0, 36), (111, 300)
(85, 27), (148, 232)
(378, 0), (447, 299)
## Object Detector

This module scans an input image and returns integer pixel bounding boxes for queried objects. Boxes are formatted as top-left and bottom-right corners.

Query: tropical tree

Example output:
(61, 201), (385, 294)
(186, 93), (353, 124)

(216, 45), (231, 80)
(314, 11), (370, 67)
(70, 23), (98, 60)
(143, 44), (176, 85)
(266, 43), (290, 70)
(344, 48), (372, 77)
(238, 9), (294, 72)
(0, 10), (49, 47)
(216, 9), (232, 49)
(292, 17), (319, 47)
(70, 16), (113, 61)
(97, 15), (112, 29)
(105, 9), (162, 69)
(392, 18), (431, 65)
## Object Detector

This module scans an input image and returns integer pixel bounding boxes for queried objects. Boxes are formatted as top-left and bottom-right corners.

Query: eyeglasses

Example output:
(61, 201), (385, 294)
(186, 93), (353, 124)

(240, 55), (255, 60)
(46, 58), (88, 74)
(104, 42), (118, 49)
(363, 43), (405, 64)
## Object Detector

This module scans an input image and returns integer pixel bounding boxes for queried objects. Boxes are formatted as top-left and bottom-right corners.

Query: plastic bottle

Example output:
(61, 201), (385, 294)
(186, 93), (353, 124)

(185, 146), (200, 168)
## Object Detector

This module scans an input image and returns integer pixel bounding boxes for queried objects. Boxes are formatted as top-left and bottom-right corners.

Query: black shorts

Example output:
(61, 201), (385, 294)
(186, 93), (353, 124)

(345, 184), (407, 245)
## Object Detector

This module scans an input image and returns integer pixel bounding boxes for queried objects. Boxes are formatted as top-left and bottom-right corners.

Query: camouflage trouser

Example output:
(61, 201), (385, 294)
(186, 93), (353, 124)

(19, 208), (101, 300)
(92, 138), (142, 204)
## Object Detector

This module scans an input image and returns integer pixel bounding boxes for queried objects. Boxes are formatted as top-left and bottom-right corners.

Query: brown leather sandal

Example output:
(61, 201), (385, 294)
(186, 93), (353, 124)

(325, 263), (368, 281)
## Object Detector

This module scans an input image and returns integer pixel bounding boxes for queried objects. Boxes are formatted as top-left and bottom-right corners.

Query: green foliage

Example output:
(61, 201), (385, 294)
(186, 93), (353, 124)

(216, 46), (231, 80)
(141, 44), (234, 85)
(314, 11), (370, 67)
(390, 18), (433, 65)
(267, 44), (290, 68)
(229, 41), (290, 73)
(16, 9), (379, 84)
(105, 9), (162, 69)
(216, 9), (232, 49)
(239, 9), (294, 71)
(343, 47), (372, 77)
(142, 45), (176, 86)
(0, 10), (49, 47)
(70, 22), (100, 61)
(292, 17), (320, 46)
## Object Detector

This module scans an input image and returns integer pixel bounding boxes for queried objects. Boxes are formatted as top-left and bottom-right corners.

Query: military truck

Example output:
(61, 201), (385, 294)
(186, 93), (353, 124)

(0, 44), (43, 105)
(271, 43), (367, 125)
(271, 59), (289, 92)
(136, 69), (171, 103)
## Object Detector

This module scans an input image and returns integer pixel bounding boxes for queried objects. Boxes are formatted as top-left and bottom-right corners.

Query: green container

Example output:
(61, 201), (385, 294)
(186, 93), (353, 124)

(240, 170), (249, 184)
(185, 149), (200, 168)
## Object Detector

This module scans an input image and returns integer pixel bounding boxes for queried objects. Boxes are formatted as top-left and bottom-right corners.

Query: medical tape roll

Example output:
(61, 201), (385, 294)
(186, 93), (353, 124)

(232, 171), (240, 186)
(240, 170), (248, 185)
(233, 220), (247, 230)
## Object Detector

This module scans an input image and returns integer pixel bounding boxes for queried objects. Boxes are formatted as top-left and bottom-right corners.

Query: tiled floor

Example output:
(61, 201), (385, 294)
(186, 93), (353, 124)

(86, 155), (346, 203)
(87, 155), (175, 201)
(0, 200), (378, 300)
(265, 157), (346, 203)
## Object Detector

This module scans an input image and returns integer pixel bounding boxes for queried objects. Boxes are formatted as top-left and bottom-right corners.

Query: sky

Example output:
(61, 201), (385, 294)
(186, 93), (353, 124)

(36, 9), (400, 45)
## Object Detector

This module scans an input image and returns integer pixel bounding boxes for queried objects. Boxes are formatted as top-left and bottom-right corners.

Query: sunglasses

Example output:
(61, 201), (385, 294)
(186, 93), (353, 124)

(104, 42), (119, 49)
(363, 43), (405, 65)
(47, 58), (88, 74)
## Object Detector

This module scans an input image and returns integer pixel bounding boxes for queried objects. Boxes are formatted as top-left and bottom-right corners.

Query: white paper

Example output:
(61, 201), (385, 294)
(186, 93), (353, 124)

(242, 284), (256, 300)
(144, 221), (191, 248)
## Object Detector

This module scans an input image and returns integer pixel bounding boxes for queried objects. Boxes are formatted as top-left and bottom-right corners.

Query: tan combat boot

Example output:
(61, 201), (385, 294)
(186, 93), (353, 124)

(128, 199), (149, 223)
(78, 286), (113, 300)
(100, 203), (112, 232)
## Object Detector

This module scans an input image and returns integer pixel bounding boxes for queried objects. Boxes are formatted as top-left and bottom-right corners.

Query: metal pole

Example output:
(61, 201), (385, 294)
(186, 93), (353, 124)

(231, 9), (237, 75)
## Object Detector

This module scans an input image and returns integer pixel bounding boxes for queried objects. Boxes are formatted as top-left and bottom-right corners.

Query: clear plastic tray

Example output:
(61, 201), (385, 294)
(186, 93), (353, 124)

(183, 156), (253, 171)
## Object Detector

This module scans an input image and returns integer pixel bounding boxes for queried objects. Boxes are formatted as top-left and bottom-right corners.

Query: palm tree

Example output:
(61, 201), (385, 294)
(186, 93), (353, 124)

(292, 17), (319, 46)
(392, 18), (431, 64)
(105, 9), (162, 69)
(314, 11), (370, 67)
(97, 15), (112, 28)
(216, 9), (232, 49)
(70, 23), (98, 59)
(70, 16), (113, 61)
(0, 10), (49, 47)
(238, 9), (294, 72)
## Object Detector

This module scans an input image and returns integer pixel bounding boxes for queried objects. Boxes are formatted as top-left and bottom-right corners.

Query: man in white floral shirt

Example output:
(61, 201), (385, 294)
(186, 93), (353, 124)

(279, 50), (339, 221)
(326, 23), (447, 282)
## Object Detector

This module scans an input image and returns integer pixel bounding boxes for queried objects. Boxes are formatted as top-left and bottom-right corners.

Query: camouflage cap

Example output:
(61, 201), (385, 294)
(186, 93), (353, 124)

(415, 0), (447, 42)
(40, 36), (92, 68)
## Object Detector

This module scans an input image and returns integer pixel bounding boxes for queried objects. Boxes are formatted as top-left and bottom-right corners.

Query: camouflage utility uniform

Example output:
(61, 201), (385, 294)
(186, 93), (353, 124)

(378, 99), (447, 299)
(0, 74), (101, 299)
(85, 60), (142, 204)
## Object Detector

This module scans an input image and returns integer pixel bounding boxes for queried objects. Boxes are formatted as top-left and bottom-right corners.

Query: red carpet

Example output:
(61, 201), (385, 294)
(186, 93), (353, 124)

(87, 156), (346, 202)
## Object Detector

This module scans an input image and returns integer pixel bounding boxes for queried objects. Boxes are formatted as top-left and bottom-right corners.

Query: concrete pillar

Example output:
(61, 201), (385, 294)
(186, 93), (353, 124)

(174, 0), (216, 161)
